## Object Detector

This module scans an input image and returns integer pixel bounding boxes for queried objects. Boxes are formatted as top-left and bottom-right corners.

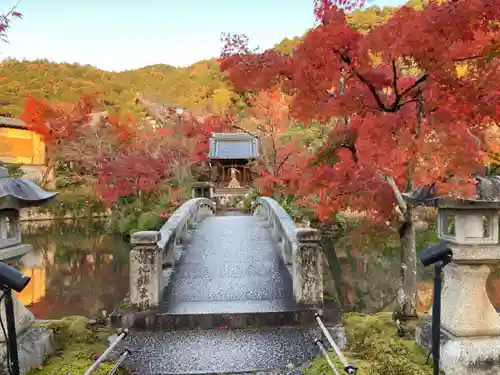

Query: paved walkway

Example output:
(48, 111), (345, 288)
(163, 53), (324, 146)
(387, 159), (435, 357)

(161, 215), (296, 314)
(123, 328), (316, 374)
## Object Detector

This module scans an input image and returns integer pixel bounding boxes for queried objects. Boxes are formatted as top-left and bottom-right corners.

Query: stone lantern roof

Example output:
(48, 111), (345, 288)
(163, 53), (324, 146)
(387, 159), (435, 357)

(402, 177), (500, 208)
(0, 167), (57, 210)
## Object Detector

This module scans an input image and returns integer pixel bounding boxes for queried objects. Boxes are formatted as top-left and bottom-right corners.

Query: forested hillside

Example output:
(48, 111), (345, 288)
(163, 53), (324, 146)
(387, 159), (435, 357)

(0, 2), (419, 118)
(0, 58), (233, 117)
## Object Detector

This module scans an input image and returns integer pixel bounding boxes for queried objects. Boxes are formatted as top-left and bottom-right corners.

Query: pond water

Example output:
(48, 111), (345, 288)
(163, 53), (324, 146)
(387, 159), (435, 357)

(329, 245), (500, 315)
(15, 220), (130, 320)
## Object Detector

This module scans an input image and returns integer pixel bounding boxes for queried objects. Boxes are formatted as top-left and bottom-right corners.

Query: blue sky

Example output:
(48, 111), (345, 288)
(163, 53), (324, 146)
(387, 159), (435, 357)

(1, 0), (407, 72)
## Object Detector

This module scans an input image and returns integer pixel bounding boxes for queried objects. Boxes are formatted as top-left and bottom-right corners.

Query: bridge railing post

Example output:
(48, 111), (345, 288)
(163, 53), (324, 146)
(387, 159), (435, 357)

(253, 197), (324, 307)
(129, 231), (163, 311)
(293, 228), (323, 307)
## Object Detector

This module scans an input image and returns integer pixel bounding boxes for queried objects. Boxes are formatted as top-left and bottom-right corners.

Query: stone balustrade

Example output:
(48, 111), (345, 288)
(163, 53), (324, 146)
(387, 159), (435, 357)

(252, 197), (323, 307)
(129, 198), (215, 310)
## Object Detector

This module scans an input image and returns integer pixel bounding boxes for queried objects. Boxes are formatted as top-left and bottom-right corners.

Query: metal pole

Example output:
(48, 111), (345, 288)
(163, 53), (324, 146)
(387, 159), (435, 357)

(3, 288), (20, 375)
(314, 338), (341, 375)
(432, 262), (444, 375)
(315, 313), (357, 375)
(178, 114), (182, 180)
(84, 329), (129, 375)
(315, 313), (349, 365)
(108, 350), (130, 375)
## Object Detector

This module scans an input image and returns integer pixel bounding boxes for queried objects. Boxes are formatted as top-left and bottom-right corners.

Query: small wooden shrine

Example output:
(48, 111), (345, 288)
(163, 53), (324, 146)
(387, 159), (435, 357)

(208, 132), (259, 195)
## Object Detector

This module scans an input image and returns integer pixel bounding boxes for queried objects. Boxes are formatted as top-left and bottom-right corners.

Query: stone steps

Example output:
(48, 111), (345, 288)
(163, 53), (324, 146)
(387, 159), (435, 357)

(114, 327), (320, 375)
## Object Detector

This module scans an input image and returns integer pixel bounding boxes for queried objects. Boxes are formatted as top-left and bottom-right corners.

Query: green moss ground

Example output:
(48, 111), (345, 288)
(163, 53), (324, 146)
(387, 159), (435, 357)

(29, 316), (129, 375)
(305, 313), (439, 375)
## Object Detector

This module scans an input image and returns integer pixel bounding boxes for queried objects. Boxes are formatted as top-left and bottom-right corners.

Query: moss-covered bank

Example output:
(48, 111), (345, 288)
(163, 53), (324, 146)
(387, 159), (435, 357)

(30, 314), (437, 375)
(29, 316), (128, 375)
(305, 313), (438, 375)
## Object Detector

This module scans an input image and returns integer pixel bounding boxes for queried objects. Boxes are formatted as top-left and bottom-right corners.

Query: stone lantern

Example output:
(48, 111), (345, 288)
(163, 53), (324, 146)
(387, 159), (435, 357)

(406, 182), (500, 375)
(191, 182), (214, 199)
(0, 166), (57, 375)
(435, 198), (500, 337)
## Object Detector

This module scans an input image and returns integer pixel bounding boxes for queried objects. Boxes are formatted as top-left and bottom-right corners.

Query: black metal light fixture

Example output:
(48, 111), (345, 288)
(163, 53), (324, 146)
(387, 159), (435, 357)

(418, 241), (453, 375)
(0, 262), (31, 375)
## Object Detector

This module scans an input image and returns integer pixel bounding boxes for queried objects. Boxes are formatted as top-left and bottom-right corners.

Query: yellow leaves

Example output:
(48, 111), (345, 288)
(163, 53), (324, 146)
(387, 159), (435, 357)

(273, 37), (303, 56)
(455, 63), (469, 78)
(346, 5), (395, 33)
(210, 88), (232, 114)
(483, 124), (500, 165)
(368, 52), (383, 66)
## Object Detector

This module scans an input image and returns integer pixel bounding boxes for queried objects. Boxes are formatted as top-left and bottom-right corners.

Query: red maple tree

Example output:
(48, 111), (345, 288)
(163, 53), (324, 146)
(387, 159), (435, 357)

(21, 93), (97, 187)
(22, 93), (236, 204)
(220, 0), (499, 317)
(95, 130), (178, 202)
(240, 90), (308, 198)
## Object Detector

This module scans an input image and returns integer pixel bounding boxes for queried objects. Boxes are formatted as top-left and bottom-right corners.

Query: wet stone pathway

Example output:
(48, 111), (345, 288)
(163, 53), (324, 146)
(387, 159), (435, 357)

(122, 328), (317, 375)
(161, 215), (297, 314)
(118, 214), (318, 374)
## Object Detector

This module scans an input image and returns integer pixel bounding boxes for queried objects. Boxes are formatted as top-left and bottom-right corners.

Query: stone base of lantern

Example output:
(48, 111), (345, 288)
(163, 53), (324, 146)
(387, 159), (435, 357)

(416, 323), (500, 375)
(0, 325), (54, 375)
(0, 293), (55, 375)
(441, 334), (500, 375)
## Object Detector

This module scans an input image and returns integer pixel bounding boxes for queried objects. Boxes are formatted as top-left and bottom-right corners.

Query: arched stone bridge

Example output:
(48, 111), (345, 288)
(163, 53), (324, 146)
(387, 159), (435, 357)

(111, 197), (341, 374)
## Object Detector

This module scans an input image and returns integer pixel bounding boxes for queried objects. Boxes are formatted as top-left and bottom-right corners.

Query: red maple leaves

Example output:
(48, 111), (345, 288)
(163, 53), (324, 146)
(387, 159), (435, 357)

(22, 93), (95, 144)
(21, 93), (233, 203)
(220, 0), (499, 223)
(240, 90), (307, 197)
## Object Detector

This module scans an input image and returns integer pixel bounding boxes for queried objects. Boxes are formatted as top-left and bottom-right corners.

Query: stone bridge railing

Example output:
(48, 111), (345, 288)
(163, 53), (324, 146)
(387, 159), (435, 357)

(253, 197), (323, 307)
(129, 198), (215, 310)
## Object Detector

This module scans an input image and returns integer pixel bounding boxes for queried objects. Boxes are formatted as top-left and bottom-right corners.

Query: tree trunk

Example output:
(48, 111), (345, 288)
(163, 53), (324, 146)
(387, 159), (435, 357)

(320, 234), (348, 309)
(395, 205), (418, 318)
(39, 162), (55, 189)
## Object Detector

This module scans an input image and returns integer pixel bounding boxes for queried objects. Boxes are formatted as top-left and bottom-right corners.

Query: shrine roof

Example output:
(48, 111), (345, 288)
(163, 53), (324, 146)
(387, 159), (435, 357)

(0, 116), (26, 129)
(209, 132), (259, 160)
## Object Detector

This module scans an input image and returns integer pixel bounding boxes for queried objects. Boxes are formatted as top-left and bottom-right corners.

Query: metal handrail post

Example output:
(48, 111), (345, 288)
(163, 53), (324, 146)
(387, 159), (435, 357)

(314, 338), (341, 375)
(108, 350), (130, 375)
(314, 313), (358, 375)
(84, 329), (129, 375)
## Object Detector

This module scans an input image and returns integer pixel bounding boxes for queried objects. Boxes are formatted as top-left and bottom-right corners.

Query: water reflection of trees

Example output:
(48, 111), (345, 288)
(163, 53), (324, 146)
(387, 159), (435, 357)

(21, 220), (130, 319)
(320, 220), (436, 314)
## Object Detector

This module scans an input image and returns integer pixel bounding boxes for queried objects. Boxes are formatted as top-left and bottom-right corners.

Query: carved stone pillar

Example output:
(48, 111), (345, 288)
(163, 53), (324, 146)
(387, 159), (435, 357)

(293, 228), (323, 307)
(129, 231), (163, 311)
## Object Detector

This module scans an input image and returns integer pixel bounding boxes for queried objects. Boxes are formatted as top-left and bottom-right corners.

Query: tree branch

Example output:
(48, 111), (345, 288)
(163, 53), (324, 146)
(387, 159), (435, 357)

(396, 99), (418, 109)
(0, 1), (21, 42)
(453, 55), (483, 62)
(333, 50), (427, 114)
(333, 48), (391, 112)
(232, 124), (255, 137)
(275, 151), (295, 174)
(384, 174), (408, 216)
(392, 59), (399, 99)
(353, 68), (391, 111)
(467, 129), (482, 146)
(397, 74), (428, 102)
